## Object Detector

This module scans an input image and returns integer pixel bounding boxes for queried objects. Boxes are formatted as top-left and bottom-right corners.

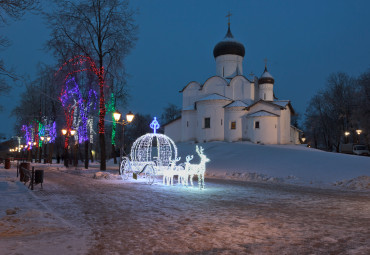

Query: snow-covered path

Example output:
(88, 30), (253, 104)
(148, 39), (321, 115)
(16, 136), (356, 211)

(4, 166), (369, 254)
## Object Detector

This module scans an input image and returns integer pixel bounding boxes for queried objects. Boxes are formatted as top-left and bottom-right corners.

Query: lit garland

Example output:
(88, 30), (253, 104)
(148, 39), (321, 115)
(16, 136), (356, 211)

(106, 93), (116, 145)
(60, 78), (80, 149)
(38, 123), (44, 147)
(56, 55), (106, 134)
(21, 125), (32, 150)
(78, 88), (98, 143)
(49, 121), (57, 142)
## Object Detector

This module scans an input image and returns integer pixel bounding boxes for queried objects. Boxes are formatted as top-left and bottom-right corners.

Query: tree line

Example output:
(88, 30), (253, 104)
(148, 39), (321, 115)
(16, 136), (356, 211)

(304, 70), (370, 151)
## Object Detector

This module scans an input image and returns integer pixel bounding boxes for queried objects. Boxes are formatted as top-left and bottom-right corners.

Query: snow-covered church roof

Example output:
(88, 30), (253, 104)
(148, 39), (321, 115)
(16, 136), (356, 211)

(246, 110), (280, 117)
(224, 100), (249, 108)
(197, 93), (232, 102)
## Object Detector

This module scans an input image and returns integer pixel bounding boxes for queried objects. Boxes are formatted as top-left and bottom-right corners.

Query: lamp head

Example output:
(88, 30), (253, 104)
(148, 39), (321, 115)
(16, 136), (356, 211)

(113, 110), (121, 122)
(126, 111), (135, 123)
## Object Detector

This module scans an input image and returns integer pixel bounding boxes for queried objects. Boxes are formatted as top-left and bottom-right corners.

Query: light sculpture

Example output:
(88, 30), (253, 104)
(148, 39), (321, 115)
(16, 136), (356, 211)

(150, 117), (160, 134)
(181, 145), (210, 189)
(123, 118), (209, 189)
(125, 118), (178, 181)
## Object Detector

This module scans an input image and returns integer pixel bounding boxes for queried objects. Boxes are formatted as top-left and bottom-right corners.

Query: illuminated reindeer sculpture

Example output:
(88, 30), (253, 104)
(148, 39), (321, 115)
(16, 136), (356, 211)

(163, 156), (181, 186)
(180, 145), (210, 189)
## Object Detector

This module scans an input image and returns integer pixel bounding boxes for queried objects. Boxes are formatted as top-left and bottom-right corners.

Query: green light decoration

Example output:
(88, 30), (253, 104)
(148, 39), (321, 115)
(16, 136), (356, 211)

(106, 93), (116, 145)
(38, 122), (44, 147)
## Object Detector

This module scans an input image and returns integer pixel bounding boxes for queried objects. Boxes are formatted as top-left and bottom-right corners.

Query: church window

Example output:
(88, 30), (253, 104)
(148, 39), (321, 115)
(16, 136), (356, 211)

(187, 121), (189, 127)
(255, 121), (260, 129)
(204, 118), (210, 129)
(264, 93), (266, 100)
(221, 119), (223, 126)
(231, 121), (236, 130)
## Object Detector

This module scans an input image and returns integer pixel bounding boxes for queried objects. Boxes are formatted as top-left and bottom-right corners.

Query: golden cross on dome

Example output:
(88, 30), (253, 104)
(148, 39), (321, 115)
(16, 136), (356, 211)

(264, 58), (268, 68)
(226, 11), (232, 26)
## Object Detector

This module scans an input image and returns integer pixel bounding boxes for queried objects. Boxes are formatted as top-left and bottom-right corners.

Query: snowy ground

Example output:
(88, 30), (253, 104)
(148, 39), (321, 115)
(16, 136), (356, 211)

(1, 142), (370, 254)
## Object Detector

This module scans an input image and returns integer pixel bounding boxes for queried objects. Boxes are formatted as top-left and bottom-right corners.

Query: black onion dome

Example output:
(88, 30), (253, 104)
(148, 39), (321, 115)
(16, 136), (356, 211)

(258, 66), (275, 84)
(213, 26), (245, 58)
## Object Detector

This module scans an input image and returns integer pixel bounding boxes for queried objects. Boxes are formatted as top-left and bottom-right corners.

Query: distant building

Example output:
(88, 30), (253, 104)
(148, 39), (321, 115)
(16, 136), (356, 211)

(164, 23), (300, 144)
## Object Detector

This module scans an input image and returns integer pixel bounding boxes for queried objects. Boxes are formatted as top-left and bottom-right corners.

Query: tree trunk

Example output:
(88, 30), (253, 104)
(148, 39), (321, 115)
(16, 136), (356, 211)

(100, 133), (106, 170)
(38, 146), (42, 163)
(112, 144), (117, 164)
(84, 141), (89, 169)
(73, 143), (78, 167)
(49, 143), (54, 164)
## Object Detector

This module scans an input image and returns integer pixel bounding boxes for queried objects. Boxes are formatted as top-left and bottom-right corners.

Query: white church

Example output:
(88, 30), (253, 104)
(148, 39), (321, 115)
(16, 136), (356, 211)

(164, 23), (301, 145)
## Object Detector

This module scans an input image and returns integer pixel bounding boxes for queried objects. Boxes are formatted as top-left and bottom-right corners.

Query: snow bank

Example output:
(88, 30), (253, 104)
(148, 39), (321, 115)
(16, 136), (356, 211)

(334, 176), (370, 190)
(175, 141), (370, 189)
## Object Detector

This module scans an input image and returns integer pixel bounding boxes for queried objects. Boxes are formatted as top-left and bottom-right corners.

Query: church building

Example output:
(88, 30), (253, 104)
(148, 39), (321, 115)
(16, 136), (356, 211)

(164, 22), (300, 145)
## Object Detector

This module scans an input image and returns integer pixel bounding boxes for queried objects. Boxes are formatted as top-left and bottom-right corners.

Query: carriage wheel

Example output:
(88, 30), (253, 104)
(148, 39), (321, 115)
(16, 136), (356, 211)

(120, 157), (131, 180)
(143, 164), (155, 185)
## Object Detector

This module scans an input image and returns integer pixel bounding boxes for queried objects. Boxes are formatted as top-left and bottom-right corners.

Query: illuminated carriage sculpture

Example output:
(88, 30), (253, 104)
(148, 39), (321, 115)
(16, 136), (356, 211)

(119, 117), (182, 185)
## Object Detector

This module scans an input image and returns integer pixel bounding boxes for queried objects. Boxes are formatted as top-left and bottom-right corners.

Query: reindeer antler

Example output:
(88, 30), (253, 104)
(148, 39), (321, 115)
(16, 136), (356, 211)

(186, 155), (194, 162)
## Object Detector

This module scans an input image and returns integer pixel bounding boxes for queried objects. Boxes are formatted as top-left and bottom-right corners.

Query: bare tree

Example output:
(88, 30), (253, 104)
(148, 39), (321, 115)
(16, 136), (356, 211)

(354, 70), (370, 144)
(304, 72), (357, 151)
(161, 103), (181, 125)
(45, 0), (137, 170)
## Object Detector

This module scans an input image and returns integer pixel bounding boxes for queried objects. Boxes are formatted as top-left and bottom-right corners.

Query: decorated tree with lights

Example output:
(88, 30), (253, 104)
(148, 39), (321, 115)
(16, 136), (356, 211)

(46, 0), (137, 170)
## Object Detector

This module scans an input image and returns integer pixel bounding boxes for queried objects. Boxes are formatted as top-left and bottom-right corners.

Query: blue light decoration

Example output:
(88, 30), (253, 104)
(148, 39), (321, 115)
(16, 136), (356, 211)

(21, 124), (33, 149)
(49, 121), (57, 143)
(150, 117), (160, 134)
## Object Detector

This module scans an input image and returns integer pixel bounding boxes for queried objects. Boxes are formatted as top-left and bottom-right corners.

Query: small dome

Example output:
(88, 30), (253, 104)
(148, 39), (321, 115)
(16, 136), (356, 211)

(258, 66), (275, 84)
(213, 26), (245, 58)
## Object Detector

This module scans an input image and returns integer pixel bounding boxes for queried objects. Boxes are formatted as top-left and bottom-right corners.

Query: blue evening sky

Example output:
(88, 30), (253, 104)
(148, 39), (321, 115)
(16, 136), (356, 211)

(1, 0), (370, 138)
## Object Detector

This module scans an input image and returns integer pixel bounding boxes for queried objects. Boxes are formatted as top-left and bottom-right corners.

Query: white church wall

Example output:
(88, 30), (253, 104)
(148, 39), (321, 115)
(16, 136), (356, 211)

(228, 76), (254, 101)
(181, 110), (197, 142)
(215, 54), (243, 78)
(182, 82), (200, 109)
(164, 118), (182, 142)
(290, 126), (301, 144)
(196, 100), (226, 142)
(224, 108), (244, 142)
(278, 108), (291, 144)
(245, 116), (278, 144)
(201, 76), (228, 96)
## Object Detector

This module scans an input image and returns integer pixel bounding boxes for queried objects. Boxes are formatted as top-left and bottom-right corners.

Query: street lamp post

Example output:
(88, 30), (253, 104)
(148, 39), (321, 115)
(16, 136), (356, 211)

(40, 136), (51, 164)
(344, 131), (350, 144)
(27, 141), (32, 162)
(356, 129), (362, 144)
(61, 128), (76, 168)
(113, 110), (134, 168)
